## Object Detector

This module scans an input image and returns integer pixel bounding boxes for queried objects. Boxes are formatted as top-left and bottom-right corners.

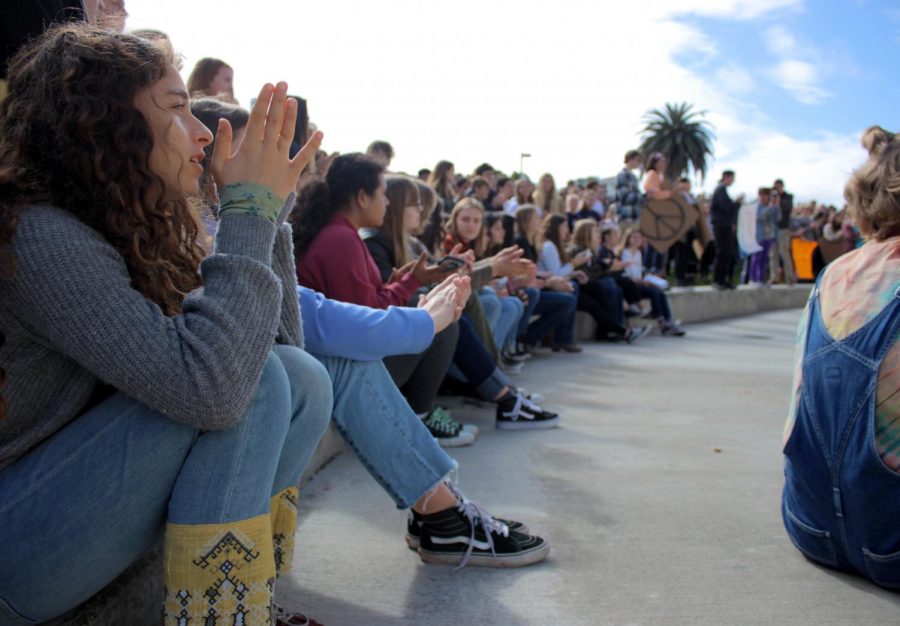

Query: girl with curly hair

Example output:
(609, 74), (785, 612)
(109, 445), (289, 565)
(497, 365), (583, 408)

(0, 24), (332, 623)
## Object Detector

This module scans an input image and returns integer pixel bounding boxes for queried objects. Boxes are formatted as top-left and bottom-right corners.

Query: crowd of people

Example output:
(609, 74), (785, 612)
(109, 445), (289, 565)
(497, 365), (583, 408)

(0, 3), (897, 625)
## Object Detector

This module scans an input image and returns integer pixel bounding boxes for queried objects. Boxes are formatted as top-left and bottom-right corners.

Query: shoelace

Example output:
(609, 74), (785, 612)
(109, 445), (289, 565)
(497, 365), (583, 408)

(507, 393), (543, 421)
(453, 496), (510, 570)
(430, 407), (460, 435)
(444, 482), (509, 534)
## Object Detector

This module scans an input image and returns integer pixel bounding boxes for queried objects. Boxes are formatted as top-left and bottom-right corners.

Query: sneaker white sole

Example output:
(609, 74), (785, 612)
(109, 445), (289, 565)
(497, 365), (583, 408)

(496, 416), (561, 430)
(417, 541), (550, 568)
(435, 431), (476, 447)
(462, 424), (480, 437)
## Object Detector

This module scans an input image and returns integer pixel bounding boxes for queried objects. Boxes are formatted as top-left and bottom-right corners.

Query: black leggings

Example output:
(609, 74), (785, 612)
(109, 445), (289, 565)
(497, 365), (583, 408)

(578, 281), (627, 339)
(383, 322), (459, 414)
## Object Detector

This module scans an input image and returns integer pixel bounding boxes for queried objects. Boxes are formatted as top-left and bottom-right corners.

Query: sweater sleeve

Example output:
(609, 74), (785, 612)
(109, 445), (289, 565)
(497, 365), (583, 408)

(538, 241), (573, 276)
(297, 286), (434, 360)
(272, 222), (304, 348)
(304, 227), (419, 309)
(6, 207), (283, 430)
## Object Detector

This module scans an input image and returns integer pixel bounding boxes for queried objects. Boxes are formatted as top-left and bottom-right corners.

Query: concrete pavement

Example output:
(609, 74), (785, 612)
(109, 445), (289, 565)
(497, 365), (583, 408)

(280, 309), (900, 626)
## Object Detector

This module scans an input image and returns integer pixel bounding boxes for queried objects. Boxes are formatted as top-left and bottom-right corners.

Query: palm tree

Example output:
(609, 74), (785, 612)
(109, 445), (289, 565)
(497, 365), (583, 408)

(639, 103), (715, 183)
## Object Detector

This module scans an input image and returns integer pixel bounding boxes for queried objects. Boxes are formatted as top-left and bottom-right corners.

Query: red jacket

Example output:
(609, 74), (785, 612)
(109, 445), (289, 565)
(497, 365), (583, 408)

(296, 213), (420, 309)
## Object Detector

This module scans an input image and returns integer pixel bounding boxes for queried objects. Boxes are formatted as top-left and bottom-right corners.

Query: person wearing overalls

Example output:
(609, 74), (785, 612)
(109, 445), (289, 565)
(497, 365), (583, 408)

(782, 125), (900, 590)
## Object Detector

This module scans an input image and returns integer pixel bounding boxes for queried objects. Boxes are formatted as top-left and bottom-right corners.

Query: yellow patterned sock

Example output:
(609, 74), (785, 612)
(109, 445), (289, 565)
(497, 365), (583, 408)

(163, 514), (276, 626)
(270, 486), (299, 577)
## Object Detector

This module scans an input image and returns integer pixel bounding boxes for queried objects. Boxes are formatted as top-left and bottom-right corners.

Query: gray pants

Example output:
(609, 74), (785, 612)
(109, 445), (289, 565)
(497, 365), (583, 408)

(772, 230), (796, 283)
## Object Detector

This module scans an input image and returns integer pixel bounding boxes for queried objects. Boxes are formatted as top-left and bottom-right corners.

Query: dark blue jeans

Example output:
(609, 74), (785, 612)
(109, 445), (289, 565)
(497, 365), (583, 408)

(524, 289), (577, 346)
(635, 282), (672, 322)
(448, 314), (508, 400)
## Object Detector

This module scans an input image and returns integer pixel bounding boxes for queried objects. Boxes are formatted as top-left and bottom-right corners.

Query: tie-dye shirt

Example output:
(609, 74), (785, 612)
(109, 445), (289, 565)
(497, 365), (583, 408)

(784, 236), (900, 471)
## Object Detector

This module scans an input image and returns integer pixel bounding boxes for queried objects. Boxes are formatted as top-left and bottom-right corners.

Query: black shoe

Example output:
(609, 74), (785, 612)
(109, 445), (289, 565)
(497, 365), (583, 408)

(496, 393), (560, 430)
(406, 500), (529, 551)
(416, 502), (550, 568)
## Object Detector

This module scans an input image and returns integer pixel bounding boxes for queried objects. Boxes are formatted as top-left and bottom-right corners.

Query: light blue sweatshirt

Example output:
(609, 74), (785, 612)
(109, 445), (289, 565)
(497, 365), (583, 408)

(296, 286), (435, 362)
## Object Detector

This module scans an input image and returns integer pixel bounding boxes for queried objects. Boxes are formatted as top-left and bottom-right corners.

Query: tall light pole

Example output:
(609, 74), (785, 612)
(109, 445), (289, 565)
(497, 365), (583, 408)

(520, 153), (531, 177)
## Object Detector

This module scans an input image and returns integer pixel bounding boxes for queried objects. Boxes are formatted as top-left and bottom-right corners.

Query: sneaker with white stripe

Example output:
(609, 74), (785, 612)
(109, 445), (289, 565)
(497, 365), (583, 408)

(416, 500), (550, 568)
(495, 392), (560, 430)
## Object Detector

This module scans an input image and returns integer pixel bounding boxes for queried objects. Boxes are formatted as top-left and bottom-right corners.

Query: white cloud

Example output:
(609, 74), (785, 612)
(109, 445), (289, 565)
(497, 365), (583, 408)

(774, 60), (830, 104)
(124, 0), (856, 205)
(714, 64), (757, 95)
(765, 25), (797, 56)
(763, 24), (831, 104)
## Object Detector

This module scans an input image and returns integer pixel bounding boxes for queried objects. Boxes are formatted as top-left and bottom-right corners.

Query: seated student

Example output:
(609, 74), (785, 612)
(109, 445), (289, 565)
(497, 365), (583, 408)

(484, 211), (532, 363)
(289, 157), (476, 445)
(782, 126), (900, 590)
(440, 200), (527, 371)
(573, 220), (683, 337)
(0, 26), (333, 622)
(192, 100), (550, 572)
(514, 204), (579, 351)
(621, 227), (669, 291)
(292, 154), (559, 430)
(192, 110), (470, 448)
(538, 214), (645, 345)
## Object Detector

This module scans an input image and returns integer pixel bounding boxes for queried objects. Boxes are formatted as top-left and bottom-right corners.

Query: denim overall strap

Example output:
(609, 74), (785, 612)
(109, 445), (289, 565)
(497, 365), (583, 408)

(782, 274), (900, 585)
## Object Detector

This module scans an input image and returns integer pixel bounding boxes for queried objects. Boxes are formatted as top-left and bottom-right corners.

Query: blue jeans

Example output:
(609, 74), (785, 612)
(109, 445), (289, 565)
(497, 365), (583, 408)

(0, 347), (332, 624)
(312, 354), (456, 509)
(525, 289), (577, 346)
(480, 288), (525, 353)
(634, 282), (672, 322)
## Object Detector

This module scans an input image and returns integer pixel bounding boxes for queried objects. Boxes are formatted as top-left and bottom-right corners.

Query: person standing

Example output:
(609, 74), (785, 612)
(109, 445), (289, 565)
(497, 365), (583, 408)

(749, 188), (779, 287)
(772, 178), (796, 284)
(711, 170), (744, 290)
(615, 150), (643, 223)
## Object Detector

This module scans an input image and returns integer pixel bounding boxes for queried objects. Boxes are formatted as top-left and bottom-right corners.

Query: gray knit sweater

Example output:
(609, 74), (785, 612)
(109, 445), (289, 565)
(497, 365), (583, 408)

(0, 205), (304, 471)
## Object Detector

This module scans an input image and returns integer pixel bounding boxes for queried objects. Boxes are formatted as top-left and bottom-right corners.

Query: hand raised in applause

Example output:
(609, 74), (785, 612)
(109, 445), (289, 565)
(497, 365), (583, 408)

(211, 82), (323, 203)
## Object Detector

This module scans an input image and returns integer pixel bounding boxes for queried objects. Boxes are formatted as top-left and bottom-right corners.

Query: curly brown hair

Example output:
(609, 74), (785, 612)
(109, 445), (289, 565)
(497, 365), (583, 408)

(844, 126), (900, 241)
(0, 24), (207, 419)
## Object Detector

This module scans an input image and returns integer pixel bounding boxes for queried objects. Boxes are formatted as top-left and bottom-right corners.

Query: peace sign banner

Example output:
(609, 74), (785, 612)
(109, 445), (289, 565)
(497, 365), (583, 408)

(640, 195), (701, 254)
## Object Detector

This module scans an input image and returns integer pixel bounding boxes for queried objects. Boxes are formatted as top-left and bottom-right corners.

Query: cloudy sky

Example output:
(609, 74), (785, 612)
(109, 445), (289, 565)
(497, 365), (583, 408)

(127, 0), (899, 205)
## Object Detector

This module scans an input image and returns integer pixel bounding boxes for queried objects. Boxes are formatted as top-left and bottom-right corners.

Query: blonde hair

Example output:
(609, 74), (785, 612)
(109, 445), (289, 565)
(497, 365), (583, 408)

(445, 197), (486, 256)
(844, 126), (900, 241)
(571, 218), (598, 251)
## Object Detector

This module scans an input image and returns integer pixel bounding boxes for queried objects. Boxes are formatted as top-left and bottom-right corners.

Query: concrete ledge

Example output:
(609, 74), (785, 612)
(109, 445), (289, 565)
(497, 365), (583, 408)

(576, 283), (811, 339)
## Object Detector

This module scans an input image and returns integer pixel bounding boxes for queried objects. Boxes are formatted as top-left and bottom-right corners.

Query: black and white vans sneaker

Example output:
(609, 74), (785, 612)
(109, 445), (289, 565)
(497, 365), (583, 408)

(416, 500), (549, 568)
(406, 510), (529, 551)
(495, 393), (560, 430)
